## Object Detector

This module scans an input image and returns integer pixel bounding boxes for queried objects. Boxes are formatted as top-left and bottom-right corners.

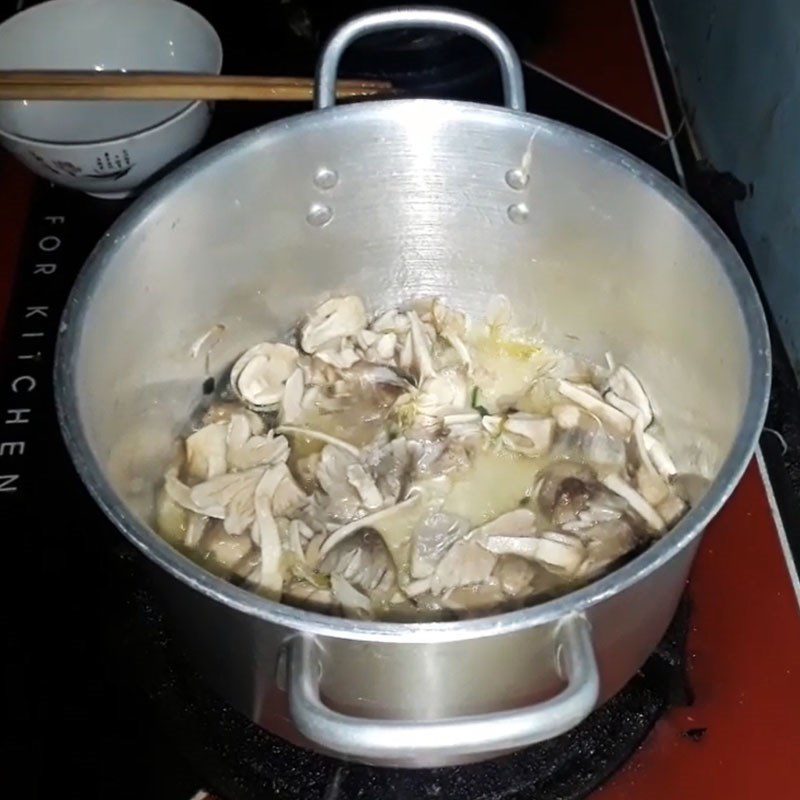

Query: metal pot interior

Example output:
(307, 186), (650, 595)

(56, 99), (770, 628)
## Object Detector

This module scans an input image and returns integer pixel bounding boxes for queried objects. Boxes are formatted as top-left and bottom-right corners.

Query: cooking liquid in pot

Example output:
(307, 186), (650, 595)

(156, 295), (692, 620)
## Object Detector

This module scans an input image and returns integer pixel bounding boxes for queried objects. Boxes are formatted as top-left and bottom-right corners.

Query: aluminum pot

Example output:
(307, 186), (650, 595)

(55, 8), (770, 768)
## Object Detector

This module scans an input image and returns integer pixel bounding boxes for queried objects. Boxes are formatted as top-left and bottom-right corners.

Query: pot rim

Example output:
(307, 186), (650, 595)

(54, 98), (771, 644)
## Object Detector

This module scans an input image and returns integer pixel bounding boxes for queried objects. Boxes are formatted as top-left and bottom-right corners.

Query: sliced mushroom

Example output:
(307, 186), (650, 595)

(643, 432), (677, 479)
(155, 485), (188, 544)
(498, 413), (555, 457)
(632, 415), (670, 505)
(531, 531), (586, 576)
(184, 513), (208, 548)
(185, 422), (228, 480)
(601, 473), (666, 533)
(407, 310), (437, 381)
(557, 379), (632, 438)
(314, 341), (362, 370)
(356, 329), (398, 365)
(606, 365), (653, 428)
(280, 367), (305, 424)
(230, 342), (299, 411)
(346, 464), (384, 510)
(205, 524), (253, 569)
(300, 295), (367, 353)
(201, 402), (265, 434)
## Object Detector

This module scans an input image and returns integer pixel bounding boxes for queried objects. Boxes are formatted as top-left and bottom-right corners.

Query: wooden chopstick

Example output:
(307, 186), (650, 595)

(0, 71), (394, 101)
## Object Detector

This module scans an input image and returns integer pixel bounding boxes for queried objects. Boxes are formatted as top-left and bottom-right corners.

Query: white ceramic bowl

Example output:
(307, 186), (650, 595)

(0, 0), (222, 142)
(0, 99), (212, 199)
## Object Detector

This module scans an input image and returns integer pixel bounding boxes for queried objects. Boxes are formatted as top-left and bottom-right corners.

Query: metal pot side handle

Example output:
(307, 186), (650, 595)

(287, 614), (599, 761)
(314, 7), (527, 113)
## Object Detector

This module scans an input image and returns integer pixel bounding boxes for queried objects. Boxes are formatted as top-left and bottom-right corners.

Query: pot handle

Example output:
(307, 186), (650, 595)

(286, 614), (599, 761)
(314, 7), (526, 112)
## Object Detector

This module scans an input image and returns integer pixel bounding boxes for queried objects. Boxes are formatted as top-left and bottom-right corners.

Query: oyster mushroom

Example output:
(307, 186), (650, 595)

(253, 465), (289, 595)
(330, 573), (373, 617)
(226, 421), (290, 472)
(345, 463), (384, 510)
(318, 493), (421, 559)
(363, 436), (414, 504)
(578, 519), (640, 578)
(300, 295), (367, 354)
(417, 368), (469, 417)
(320, 526), (397, 599)
(271, 467), (308, 517)
(314, 444), (365, 523)
(230, 342), (299, 411)
(494, 555), (538, 596)
(430, 538), (498, 595)
(442, 580), (507, 613)
(657, 494), (688, 526)
(410, 511), (470, 579)
(536, 461), (598, 526)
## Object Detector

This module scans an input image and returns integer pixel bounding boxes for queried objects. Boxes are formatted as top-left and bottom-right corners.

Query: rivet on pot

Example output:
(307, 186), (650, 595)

(505, 168), (529, 190)
(507, 202), (530, 224)
(306, 203), (334, 227)
(313, 167), (339, 190)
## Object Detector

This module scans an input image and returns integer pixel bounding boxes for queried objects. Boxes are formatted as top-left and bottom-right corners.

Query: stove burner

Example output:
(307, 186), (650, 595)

(117, 551), (691, 800)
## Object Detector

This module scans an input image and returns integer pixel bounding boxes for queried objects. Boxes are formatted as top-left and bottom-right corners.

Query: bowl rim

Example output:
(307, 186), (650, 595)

(54, 98), (772, 644)
(0, 97), (207, 148)
(0, 0), (223, 143)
